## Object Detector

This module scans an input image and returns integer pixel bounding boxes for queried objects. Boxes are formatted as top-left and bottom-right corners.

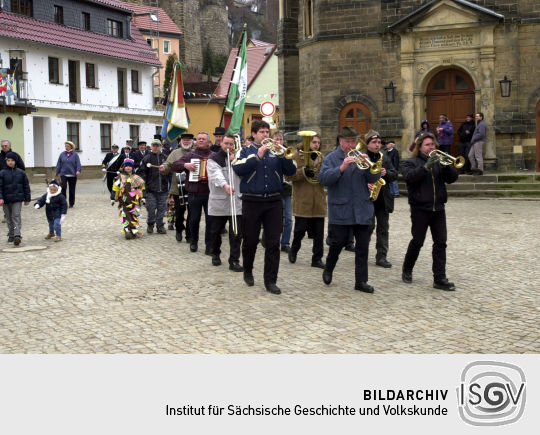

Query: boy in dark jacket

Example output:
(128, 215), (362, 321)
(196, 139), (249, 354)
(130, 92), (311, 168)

(34, 179), (68, 242)
(401, 133), (458, 291)
(0, 152), (31, 245)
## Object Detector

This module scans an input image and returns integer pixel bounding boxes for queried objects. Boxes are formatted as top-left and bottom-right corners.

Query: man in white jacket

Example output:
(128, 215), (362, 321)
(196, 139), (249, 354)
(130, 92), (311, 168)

(206, 133), (243, 272)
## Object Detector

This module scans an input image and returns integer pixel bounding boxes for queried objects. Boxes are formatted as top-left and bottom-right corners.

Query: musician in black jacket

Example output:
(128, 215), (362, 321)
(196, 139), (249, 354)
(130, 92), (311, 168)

(457, 114), (475, 174)
(101, 144), (121, 194)
(132, 141), (148, 172)
(401, 132), (458, 291)
(364, 130), (397, 268)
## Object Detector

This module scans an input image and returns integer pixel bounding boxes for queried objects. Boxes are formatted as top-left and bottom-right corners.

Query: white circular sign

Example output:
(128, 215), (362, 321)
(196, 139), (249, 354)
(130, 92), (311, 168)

(260, 101), (275, 117)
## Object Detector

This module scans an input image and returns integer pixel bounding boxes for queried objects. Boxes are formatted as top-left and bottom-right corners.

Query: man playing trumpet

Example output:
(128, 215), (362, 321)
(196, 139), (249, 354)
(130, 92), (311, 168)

(206, 133), (244, 272)
(318, 126), (381, 293)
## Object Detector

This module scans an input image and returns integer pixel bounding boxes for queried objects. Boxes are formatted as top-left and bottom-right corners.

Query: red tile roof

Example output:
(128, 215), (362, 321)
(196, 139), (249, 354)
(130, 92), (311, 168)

(214, 44), (276, 98)
(0, 11), (160, 66)
(88, 0), (132, 12)
(124, 2), (182, 35)
(247, 38), (273, 47)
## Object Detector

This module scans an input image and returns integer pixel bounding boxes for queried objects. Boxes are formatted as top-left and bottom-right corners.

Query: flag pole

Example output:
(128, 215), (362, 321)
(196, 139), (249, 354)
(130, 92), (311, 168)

(219, 24), (247, 128)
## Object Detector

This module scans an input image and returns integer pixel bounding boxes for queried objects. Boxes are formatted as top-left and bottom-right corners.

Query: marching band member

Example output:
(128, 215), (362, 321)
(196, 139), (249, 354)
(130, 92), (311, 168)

(318, 126), (380, 294)
(233, 120), (297, 295)
(172, 132), (212, 253)
(364, 130), (397, 268)
(401, 132), (458, 291)
(207, 133), (243, 272)
(287, 134), (327, 269)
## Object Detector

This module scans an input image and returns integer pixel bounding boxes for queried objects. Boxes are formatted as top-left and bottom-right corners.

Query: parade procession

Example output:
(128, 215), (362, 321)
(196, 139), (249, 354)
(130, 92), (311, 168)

(0, 0), (539, 356)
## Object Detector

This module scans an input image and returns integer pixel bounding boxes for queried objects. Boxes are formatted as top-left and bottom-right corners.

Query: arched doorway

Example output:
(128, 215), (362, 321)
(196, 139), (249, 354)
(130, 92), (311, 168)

(339, 102), (372, 137)
(426, 69), (475, 156)
(536, 100), (540, 171)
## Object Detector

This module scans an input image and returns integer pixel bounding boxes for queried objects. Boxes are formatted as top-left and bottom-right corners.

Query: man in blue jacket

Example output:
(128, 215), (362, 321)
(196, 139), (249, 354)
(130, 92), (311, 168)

(318, 126), (381, 293)
(55, 140), (81, 208)
(232, 120), (297, 295)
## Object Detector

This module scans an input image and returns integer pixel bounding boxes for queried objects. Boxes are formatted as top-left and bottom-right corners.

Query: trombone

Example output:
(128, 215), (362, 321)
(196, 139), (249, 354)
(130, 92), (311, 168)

(261, 138), (297, 159)
(226, 135), (242, 235)
(428, 149), (465, 169)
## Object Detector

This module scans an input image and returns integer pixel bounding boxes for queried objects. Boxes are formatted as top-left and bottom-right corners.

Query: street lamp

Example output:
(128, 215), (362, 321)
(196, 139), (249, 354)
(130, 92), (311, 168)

(384, 81), (396, 103)
(499, 76), (512, 98)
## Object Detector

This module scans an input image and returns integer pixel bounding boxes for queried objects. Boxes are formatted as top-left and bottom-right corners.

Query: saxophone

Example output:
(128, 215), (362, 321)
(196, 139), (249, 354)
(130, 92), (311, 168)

(370, 178), (386, 202)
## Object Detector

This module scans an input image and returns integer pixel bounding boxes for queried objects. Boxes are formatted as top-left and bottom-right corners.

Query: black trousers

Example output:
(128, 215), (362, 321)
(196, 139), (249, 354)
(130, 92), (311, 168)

(60, 176), (77, 207)
(459, 142), (471, 172)
(325, 224), (370, 283)
(403, 207), (447, 281)
(368, 205), (390, 261)
(187, 193), (210, 247)
(291, 216), (324, 262)
(242, 198), (283, 284)
(173, 194), (190, 239)
(210, 215), (242, 264)
(106, 172), (116, 194)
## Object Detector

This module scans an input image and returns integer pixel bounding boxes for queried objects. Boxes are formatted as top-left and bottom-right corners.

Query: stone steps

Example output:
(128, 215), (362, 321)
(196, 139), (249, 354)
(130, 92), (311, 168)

(398, 172), (540, 199)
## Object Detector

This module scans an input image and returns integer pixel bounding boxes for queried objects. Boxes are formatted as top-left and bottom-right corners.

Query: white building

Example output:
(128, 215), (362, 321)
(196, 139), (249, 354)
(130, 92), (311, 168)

(0, 0), (163, 173)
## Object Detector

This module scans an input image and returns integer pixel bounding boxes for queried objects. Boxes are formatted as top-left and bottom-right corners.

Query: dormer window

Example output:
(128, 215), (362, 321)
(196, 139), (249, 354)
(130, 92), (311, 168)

(107, 19), (123, 38)
(11, 0), (33, 17)
(82, 12), (90, 31)
(54, 5), (63, 25)
(149, 13), (159, 22)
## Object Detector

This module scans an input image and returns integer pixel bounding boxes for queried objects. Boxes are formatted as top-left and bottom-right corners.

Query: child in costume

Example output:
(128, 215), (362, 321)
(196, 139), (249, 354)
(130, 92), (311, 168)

(34, 179), (68, 242)
(112, 158), (145, 239)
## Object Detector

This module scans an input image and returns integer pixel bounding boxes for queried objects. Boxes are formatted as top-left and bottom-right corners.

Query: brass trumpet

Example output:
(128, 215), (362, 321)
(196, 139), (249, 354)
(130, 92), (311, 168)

(261, 138), (297, 159)
(428, 149), (465, 169)
(347, 144), (382, 174)
(298, 130), (323, 184)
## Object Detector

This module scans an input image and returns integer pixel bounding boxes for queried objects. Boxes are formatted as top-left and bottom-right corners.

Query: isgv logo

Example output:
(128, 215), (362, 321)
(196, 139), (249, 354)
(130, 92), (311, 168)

(457, 361), (526, 426)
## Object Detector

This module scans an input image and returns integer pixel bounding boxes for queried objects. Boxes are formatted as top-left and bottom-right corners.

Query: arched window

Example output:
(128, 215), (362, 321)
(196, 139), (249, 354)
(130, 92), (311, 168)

(339, 102), (372, 137)
(304, 0), (313, 38)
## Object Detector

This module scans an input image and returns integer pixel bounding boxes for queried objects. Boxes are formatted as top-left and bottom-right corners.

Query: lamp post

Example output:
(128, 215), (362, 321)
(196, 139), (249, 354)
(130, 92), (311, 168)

(499, 76), (512, 98)
(384, 81), (396, 103)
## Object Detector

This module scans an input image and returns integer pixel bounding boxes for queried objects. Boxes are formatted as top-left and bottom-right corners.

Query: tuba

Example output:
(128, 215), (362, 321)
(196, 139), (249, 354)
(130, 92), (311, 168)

(297, 130), (323, 184)
(261, 138), (297, 159)
(428, 149), (465, 169)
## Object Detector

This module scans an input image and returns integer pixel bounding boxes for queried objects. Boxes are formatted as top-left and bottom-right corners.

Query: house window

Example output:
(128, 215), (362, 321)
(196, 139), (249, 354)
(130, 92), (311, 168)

(163, 40), (171, 54)
(85, 63), (96, 88)
(48, 57), (60, 84)
(146, 38), (153, 47)
(129, 125), (140, 144)
(11, 0), (33, 17)
(67, 122), (80, 150)
(117, 69), (126, 107)
(304, 0), (314, 38)
(82, 12), (90, 31)
(131, 70), (140, 93)
(100, 124), (112, 151)
(107, 19), (123, 38)
(54, 5), (63, 24)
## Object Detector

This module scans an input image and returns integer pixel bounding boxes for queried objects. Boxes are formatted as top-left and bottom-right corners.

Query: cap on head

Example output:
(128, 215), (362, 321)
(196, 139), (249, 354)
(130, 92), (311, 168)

(181, 133), (194, 140)
(112, 144), (119, 149)
(364, 129), (381, 144)
(122, 158), (135, 168)
(338, 126), (359, 139)
(5, 151), (18, 161)
(49, 179), (60, 187)
(151, 139), (162, 146)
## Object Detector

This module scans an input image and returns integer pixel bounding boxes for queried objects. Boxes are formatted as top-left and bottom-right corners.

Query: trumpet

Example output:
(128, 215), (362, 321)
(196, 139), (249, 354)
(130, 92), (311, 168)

(261, 138), (297, 159)
(297, 130), (323, 184)
(428, 149), (465, 169)
(347, 145), (382, 174)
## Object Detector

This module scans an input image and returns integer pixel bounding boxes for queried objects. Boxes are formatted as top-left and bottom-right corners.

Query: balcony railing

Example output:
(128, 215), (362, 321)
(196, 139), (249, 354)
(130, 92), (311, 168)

(0, 70), (32, 113)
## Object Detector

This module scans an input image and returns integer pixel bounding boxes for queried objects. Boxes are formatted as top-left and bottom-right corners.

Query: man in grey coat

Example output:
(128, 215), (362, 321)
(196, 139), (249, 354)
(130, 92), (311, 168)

(469, 112), (487, 175)
(318, 126), (381, 293)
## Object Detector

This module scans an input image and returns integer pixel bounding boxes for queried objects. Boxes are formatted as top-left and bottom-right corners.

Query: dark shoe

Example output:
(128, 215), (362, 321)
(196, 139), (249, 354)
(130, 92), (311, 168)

(205, 247), (212, 256)
(322, 268), (332, 285)
(288, 249), (297, 264)
(355, 282), (374, 293)
(156, 226), (167, 234)
(69, 204), (74, 208)
(212, 255), (222, 266)
(189, 243), (198, 252)
(311, 259), (325, 269)
(185, 236), (192, 244)
(344, 244), (355, 252)
(264, 282), (281, 295)
(8, 236), (14, 243)
(147, 225), (154, 234)
(175, 232), (182, 242)
(243, 272), (254, 287)
(229, 262), (244, 272)
(476, 170), (483, 176)
(376, 259), (392, 268)
(13, 236), (21, 246)
(433, 278), (456, 291)
(281, 245), (290, 253)
(402, 270), (413, 284)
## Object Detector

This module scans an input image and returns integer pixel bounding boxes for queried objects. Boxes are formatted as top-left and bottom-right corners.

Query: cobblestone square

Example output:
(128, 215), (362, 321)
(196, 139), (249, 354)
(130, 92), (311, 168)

(1, 179), (538, 353)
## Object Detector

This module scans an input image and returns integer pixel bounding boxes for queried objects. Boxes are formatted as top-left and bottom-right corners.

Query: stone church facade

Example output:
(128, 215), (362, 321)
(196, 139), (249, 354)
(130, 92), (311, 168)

(276, 0), (540, 171)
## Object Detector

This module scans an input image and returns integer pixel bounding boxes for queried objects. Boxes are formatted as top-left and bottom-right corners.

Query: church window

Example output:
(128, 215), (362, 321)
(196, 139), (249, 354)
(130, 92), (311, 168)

(304, 0), (314, 38)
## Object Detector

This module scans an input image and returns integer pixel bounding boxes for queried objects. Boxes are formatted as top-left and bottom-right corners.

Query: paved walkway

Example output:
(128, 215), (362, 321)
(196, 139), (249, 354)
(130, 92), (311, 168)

(1, 179), (538, 353)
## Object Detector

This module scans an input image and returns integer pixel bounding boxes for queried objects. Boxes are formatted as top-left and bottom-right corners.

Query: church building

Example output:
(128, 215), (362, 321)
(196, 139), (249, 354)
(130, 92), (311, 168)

(276, 0), (540, 171)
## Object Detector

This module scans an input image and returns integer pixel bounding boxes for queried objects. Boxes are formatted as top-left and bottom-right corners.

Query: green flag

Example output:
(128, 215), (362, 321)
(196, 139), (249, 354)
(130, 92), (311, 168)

(225, 31), (247, 135)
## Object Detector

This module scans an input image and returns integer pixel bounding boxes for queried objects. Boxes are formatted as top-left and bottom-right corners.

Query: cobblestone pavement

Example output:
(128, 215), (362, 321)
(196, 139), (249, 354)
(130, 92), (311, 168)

(1, 179), (538, 353)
